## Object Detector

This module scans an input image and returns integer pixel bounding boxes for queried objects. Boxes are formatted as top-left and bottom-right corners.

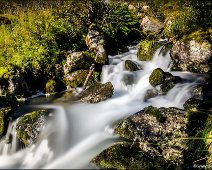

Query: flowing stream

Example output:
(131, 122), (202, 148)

(0, 44), (206, 169)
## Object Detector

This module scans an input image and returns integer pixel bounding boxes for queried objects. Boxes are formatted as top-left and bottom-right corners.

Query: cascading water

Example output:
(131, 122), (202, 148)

(0, 44), (206, 169)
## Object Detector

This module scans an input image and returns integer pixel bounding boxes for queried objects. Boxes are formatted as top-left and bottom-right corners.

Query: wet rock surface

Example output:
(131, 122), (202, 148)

(77, 82), (114, 103)
(16, 110), (49, 146)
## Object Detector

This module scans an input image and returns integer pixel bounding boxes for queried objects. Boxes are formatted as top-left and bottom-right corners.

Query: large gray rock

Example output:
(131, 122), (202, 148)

(63, 52), (95, 75)
(171, 40), (212, 73)
(85, 30), (108, 64)
(78, 82), (114, 103)
(140, 16), (163, 33)
(93, 107), (189, 169)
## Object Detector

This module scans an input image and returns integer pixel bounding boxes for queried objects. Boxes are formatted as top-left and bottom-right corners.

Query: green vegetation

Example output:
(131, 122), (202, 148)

(45, 79), (56, 94)
(137, 40), (160, 61)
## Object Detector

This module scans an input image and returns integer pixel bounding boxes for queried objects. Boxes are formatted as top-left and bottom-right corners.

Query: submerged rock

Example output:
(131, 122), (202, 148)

(78, 82), (114, 103)
(16, 110), (48, 146)
(170, 39), (212, 73)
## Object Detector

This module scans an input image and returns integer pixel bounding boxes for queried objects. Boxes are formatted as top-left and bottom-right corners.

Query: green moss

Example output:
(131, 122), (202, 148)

(182, 29), (212, 44)
(124, 60), (138, 72)
(149, 68), (165, 87)
(164, 8), (198, 39)
(0, 107), (12, 136)
(137, 40), (160, 61)
(93, 142), (174, 169)
(145, 106), (166, 123)
(46, 79), (56, 94)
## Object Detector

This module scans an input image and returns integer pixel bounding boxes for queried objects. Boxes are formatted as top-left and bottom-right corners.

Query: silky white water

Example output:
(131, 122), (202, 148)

(0, 45), (205, 169)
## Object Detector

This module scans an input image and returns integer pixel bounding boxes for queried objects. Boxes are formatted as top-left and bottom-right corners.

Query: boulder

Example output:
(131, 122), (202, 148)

(63, 52), (95, 75)
(85, 30), (108, 64)
(149, 68), (182, 93)
(64, 70), (99, 88)
(170, 40), (212, 73)
(149, 68), (165, 87)
(140, 16), (163, 33)
(16, 110), (48, 146)
(77, 82), (114, 103)
(94, 107), (188, 169)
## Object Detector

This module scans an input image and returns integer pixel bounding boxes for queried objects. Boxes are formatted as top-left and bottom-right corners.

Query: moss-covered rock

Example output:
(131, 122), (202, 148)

(77, 82), (114, 103)
(137, 40), (160, 61)
(16, 110), (48, 146)
(0, 107), (12, 137)
(124, 60), (139, 72)
(149, 68), (165, 87)
(45, 79), (57, 94)
(63, 51), (95, 75)
(94, 107), (188, 168)
(183, 98), (203, 111)
(93, 142), (174, 170)
(64, 70), (100, 88)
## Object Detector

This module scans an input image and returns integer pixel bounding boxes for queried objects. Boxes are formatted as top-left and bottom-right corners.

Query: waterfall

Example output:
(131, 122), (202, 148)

(0, 45), (204, 169)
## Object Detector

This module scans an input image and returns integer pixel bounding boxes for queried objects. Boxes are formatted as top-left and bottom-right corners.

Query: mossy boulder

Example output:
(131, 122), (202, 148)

(124, 60), (139, 71)
(93, 142), (174, 170)
(94, 107), (188, 168)
(137, 40), (160, 61)
(149, 69), (181, 93)
(64, 70), (100, 88)
(63, 51), (95, 75)
(16, 110), (48, 146)
(149, 68), (165, 86)
(0, 107), (12, 137)
(77, 82), (114, 103)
